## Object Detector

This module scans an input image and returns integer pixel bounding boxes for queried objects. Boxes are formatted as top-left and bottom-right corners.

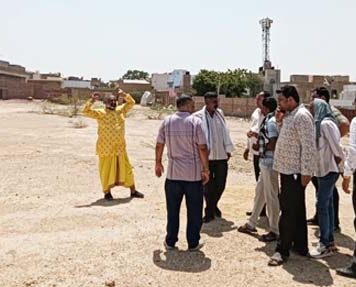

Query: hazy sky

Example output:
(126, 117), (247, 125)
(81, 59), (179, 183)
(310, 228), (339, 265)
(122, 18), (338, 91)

(1, 0), (355, 81)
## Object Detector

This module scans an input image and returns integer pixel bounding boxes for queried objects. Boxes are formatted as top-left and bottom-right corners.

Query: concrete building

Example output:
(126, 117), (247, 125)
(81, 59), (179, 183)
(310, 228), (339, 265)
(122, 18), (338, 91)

(281, 74), (350, 103)
(117, 79), (152, 94)
(151, 73), (170, 92)
(260, 68), (281, 96)
(168, 69), (189, 89)
(62, 79), (91, 89)
(153, 70), (193, 106)
(0, 60), (30, 99)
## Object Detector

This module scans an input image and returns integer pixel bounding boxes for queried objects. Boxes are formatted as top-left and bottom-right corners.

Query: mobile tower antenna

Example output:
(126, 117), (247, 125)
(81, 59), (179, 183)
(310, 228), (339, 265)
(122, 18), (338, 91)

(259, 18), (273, 70)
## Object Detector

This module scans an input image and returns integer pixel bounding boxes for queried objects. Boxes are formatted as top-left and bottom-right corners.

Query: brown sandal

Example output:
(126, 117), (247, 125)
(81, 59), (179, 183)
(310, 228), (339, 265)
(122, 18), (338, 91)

(268, 252), (285, 266)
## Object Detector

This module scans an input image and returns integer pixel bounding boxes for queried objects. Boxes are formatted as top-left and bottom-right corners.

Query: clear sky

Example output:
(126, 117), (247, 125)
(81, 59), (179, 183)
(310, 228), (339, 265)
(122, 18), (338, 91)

(1, 0), (355, 81)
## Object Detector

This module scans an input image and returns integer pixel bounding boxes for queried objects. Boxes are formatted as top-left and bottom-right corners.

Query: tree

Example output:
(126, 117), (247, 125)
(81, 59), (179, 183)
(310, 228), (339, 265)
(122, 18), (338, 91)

(193, 69), (263, 98)
(192, 70), (220, 97)
(122, 70), (150, 81)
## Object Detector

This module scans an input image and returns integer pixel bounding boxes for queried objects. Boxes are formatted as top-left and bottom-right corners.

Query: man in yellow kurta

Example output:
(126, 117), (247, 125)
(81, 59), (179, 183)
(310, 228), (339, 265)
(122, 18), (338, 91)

(83, 89), (144, 201)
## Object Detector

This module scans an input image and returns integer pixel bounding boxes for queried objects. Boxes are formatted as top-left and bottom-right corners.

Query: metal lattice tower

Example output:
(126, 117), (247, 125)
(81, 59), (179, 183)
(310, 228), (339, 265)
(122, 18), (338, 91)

(259, 18), (273, 70)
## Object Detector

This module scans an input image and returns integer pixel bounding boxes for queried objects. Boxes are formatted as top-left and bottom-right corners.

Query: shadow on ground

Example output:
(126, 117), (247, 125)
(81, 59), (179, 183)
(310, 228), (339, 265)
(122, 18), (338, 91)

(256, 243), (335, 286)
(153, 249), (211, 273)
(75, 197), (133, 208)
(201, 218), (236, 238)
(255, 237), (354, 286)
(312, 227), (355, 251)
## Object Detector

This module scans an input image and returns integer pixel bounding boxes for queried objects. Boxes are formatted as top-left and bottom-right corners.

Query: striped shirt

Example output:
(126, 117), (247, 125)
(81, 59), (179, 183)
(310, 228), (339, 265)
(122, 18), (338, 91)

(157, 112), (207, 182)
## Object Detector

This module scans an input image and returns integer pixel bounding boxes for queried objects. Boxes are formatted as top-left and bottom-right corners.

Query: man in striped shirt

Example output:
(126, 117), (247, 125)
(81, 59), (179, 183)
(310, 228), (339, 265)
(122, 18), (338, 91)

(155, 95), (210, 251)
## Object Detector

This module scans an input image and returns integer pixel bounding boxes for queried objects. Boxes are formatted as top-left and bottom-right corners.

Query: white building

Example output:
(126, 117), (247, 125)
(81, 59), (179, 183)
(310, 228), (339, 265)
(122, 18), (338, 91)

(62, 80), (91, 89)
(168, 69), (189, 88)
(152, 73), (170, 91)
(330, 84), (356, 109)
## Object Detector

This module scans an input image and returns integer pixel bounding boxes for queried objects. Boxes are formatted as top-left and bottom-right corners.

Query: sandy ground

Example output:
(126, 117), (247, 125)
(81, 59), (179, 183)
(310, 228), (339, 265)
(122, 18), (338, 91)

(1, 100), (356, 287)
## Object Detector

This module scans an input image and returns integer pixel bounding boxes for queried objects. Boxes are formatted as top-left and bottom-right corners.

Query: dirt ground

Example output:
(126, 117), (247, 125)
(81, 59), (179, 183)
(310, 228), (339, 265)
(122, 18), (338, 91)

(1, 100), (356, 287)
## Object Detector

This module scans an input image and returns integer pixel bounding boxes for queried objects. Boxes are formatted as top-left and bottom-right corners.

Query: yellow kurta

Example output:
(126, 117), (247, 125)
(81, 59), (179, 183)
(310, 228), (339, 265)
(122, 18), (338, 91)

(83, 94), (135, 192)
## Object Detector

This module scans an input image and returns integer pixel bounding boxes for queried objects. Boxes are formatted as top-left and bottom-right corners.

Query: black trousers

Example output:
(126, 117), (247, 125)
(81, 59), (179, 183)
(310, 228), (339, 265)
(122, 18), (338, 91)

(204, 160), (228, 218)
(253, 155), (260, 182)
(165, 179), (204, 249)
(311, 176), (340, 228)
(276, 174), (308, 258)
(253, 155), (266, 215)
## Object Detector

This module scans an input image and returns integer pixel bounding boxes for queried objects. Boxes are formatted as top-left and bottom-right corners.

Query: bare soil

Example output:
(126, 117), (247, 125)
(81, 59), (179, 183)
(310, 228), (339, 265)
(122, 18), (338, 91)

(0, 100), (355, 287)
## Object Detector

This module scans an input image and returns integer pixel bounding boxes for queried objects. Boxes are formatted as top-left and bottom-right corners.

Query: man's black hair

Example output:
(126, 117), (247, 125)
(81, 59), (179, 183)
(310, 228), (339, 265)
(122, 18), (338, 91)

(261, 90), (271, 99)
(276, 85), (300, 104)
(262, 97), (277, 113)
(204, 91), (218, 100)
(176, 94), (193, 108)
(315, 87), (330, 103)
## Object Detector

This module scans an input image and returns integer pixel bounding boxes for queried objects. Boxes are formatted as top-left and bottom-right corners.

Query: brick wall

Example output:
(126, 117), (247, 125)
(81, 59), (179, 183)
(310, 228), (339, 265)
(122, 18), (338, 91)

(339, 108), (356, 122)
(27, 80), (62, 99)
(193, 96), (256, 117)
(0, 75), (29, 99)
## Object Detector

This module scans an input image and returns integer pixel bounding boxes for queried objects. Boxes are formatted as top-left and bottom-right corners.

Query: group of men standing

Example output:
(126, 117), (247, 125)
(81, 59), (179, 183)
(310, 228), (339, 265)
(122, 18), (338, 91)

(83, 86), (356, 279)
(155, 92), (234, 250)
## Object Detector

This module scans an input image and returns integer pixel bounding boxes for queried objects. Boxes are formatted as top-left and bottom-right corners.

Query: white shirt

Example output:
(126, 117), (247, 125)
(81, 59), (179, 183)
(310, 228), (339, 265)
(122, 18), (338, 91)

(273, 105), (317, 176)
(205, 112), (229, 160)
(344, 117), (356, 176)
(315, 119), (344, 177)
(248, 108), (264, 156)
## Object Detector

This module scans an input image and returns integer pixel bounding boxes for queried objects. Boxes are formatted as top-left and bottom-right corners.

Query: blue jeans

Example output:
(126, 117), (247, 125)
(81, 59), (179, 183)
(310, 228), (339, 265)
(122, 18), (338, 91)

(165, 179), (204, 249)
(317, 172), (339, 247)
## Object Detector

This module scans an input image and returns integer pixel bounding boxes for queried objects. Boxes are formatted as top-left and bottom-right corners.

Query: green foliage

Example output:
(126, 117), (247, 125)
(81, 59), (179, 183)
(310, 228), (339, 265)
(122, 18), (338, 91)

(193, 69), (263, 98)
(122, 70), (150, 81)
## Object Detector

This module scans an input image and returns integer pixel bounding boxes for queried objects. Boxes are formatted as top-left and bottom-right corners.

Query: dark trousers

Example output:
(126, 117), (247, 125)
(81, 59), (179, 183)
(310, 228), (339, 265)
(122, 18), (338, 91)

(165, 179), (204, 249)
(253, 155), (266, 215)
(276, 174), (308, 258)
(311, 176), (340, 228)
(253, 155), (260, 181)
(204, 160), (228, 218)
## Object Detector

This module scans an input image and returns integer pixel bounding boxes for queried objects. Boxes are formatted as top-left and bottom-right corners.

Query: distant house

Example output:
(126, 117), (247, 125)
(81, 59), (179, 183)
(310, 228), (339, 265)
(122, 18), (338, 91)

(0, 60), (30, 99)
(152, 70), (193, 106)
(117, 79), (152, 94)
(152, 73), (170, 92)
(281, 74), (350, 103)
(62, 80), (91, 89)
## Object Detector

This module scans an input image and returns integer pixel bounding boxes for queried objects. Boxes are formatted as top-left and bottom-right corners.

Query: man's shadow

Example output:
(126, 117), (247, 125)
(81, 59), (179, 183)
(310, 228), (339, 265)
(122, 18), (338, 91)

(255, 244), (334, 286)
(75, 197), (133, 208)
(153, 249), (211, 273)
(201, 218), (236, 238)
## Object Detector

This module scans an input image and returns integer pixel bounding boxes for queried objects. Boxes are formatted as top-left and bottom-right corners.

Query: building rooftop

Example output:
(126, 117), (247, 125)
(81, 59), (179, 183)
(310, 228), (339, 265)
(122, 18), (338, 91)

(122, 79), (150, 85)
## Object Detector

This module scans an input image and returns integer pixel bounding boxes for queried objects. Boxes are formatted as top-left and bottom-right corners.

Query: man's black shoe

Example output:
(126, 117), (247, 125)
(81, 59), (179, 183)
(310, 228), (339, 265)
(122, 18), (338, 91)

(203, 215), (214, 223)
(307, 217), (318, 226)
(131, 190), (144, 198)
(259, 232), (279, 242)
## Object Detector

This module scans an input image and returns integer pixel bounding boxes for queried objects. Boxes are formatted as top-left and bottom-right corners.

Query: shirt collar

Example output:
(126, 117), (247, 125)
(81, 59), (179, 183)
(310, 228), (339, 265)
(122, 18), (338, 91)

(176, 111), (191, 117)
(287, 104), (304, 116)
